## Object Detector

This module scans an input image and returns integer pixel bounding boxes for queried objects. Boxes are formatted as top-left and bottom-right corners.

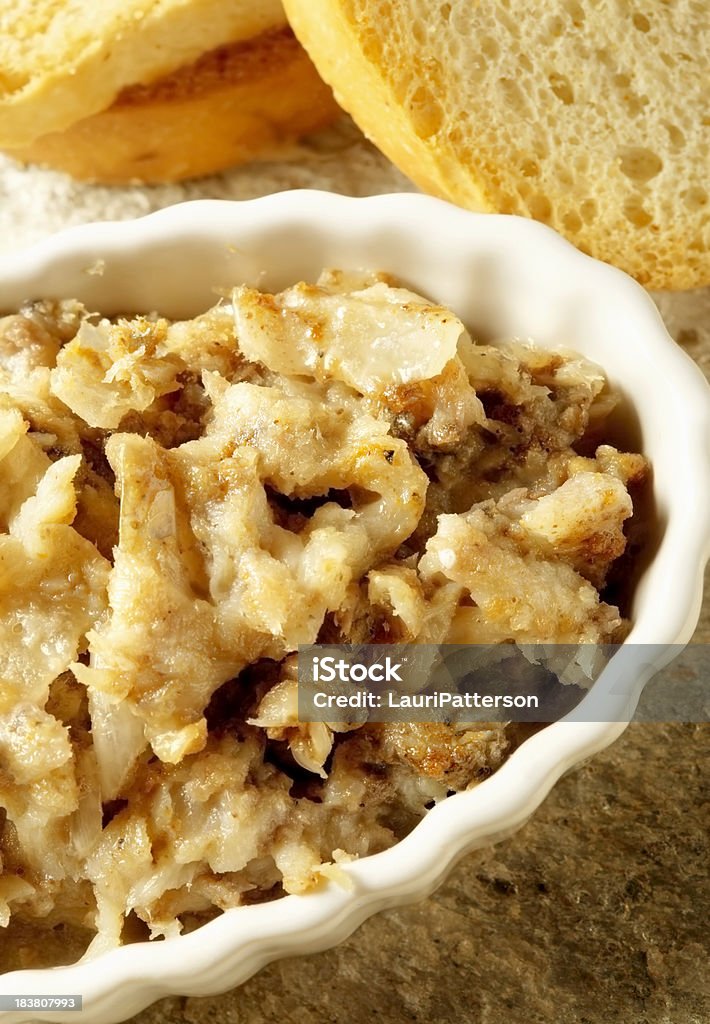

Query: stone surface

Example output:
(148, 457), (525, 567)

(138, 721), (710, 1024)
(0, 117), (707, 1024)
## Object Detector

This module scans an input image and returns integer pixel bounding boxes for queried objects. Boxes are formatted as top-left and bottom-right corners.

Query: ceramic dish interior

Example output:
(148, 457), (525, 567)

(0, 193), (708, 1023)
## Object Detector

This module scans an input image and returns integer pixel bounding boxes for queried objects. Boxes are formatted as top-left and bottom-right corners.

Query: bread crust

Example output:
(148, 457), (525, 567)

(5, 29), (339, 185)
(284, 0), (710, 290)
(0, 0), (286, 147)
(286, 0), (495, 211)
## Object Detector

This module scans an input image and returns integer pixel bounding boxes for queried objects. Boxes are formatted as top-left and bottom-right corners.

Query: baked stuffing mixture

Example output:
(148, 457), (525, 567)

(0, 270), (647, 958)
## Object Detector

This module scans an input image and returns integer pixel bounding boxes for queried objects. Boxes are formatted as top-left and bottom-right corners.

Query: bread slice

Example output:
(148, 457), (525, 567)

(283, 0), (710, 289)
(0, 0), (285, 146)
(6, 28), (339, 184)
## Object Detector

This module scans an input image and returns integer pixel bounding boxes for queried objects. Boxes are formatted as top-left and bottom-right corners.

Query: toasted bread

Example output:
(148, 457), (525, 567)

(8, 28), (338, 184)
(0, 0), (288, 146)
(284, 0), (710, 289)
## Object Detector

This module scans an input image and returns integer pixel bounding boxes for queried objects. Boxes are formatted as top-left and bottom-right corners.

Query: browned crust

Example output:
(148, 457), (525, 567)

(5, 28), (340, 185)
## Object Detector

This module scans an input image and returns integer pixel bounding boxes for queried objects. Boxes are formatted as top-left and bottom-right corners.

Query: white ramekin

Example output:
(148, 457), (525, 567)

(0, 193), (707, 1023)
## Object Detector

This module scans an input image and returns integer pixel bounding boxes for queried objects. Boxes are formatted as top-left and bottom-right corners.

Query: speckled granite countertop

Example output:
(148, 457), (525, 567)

(1, 119), (707, 1024)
